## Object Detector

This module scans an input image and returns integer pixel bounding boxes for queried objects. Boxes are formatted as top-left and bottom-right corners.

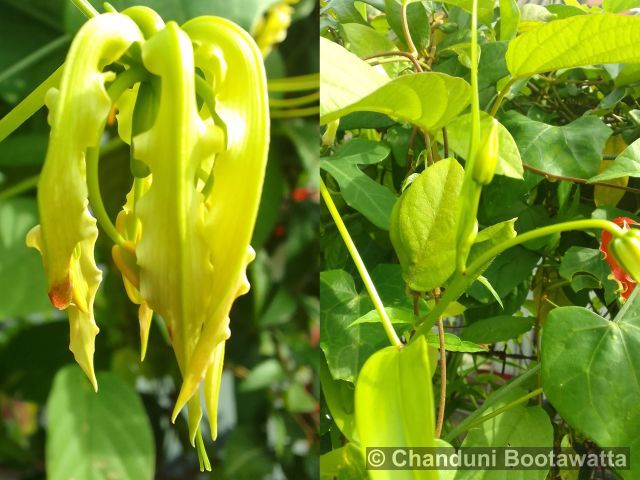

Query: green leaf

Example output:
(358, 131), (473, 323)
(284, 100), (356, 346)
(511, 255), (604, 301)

(285, 382), (318, 413)
(321, 139), (396, 230)
(384, 0), (430, 52)
(445, 113), (523, 180)
(341, 23), (401, 77)
(0, 198), (52, 318)
(589, 137), (640, 182)
(558, 246), (618, 301)
(46, 365), (155, 480)
(320, 36), (388, 120)
(321, 0), (367, 24)
(320, 39), (471, 130)
(476, 275), (504, 308)
(468, 246), (540, 304)
(240, 359), (286, 391)
(506, 14), (640, 79)
(390, 158), (465, 292)
(455, 391), (553, 480)
(440, 0), (495, 25)
(320, 270), (390, 382)
(355, 336), (437, 480)
(501, 111), (611, 180)
(349, 307), (415, 327)
(498, 0), (520, 41)
(602, 0), (640, 12)
(426, 332), (488, 353)
(462, 315), (534, 344)
(320, 443), (366, 480)
(320, 356), (357, 443)
(541, 290), (640, 480)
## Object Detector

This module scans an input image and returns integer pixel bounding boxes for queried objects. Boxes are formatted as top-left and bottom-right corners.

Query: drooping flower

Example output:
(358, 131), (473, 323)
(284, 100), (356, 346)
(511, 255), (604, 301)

(600, 216), (638, 300)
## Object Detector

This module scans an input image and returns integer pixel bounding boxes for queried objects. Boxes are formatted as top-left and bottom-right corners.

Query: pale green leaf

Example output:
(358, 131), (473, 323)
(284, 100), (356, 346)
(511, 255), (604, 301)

(390, 158), (465, 292)
(426, 332), (488, 353)
(355, 336), (437, 480)
(444, 112), (523, 179)
(589, 137), (640, 182)
(341, 23), (401, 77)
(46, 366), (155, 480)
(506, 14), (640, 79)
(476, 275), (504, 309)
(602, 0), (640, 13)
(499, 0), (520, 41)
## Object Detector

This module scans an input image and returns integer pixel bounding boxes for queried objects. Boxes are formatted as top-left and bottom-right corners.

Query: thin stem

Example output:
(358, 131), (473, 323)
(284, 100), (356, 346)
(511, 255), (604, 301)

(195, 428), (212, 472)
(468, 0), (480, 171)
(443, 364), (540, 441)
(0, 174), (39, 202)
(400, 1), (418, 56)
(490, 77), (517, 117)
(0, 36), (70, 85)
(0, 65), (64, 144)
(267, 73), (318, 92)
(320, 179), (402, 347)
(442, 127), (449, 158)
(435, 316), (447, 438)
(523, 163), (640, 195)
(461, 388), (543, 433)
(363, 51), (423, 72)
(86, 146), (125, 246)
(70, 0), (99, 18)
(269, 91), (319, 108)
(270, 106), (319, 118)
(413, 219), (623, 338)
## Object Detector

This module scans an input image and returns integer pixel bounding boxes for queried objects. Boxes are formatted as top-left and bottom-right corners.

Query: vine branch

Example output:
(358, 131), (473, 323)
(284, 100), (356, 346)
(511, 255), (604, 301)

(523, 163), (640, 195)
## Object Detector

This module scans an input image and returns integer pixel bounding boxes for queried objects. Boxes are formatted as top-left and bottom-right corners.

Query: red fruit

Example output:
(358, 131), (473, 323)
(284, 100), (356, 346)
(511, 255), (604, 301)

(291, 187), (311, 202)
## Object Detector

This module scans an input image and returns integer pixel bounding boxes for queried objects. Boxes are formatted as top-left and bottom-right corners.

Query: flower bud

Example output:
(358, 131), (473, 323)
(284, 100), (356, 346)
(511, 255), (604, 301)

(472, 118), (499, 185)
(609, 229), (640, 283)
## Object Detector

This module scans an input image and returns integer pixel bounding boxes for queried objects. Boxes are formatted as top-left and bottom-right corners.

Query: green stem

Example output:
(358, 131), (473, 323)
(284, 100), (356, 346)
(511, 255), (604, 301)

(267, 73), (318, 92)
(320, 179), (402, 348)
(107, 66), (147, 101)
(270, 106), (319, 118)
(269, 91), (320, 108)
(0, 175), (39, 202)
(70, 0), (99, 18)
(195, 428), (212, 472)
(400, 0), (418, 56)
(490, 77), (517, 117)
(0, 36), (70, 85)
(443, 364), (540, 442)
(458, 388), (543, 435)
(0, 65), (64, 144)
(414, 219), (623, 338)
(86, 145), (125, 246)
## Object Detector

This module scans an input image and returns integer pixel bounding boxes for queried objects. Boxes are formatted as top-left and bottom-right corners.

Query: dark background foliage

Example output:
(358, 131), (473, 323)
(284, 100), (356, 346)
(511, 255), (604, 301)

(0, 1), (319, 479)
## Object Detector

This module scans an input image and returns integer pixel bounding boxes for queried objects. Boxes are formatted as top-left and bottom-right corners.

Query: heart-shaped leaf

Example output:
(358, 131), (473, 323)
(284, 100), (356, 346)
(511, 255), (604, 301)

(541, 289), (640, 480)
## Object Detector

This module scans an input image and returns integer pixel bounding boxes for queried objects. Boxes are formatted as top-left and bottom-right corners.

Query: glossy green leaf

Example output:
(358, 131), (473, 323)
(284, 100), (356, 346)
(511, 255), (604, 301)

(498, 0), (520, 40)
(426, 332), (488, 353)
(445, 112), (523, 179)
(559, 246), (618, 301)
(589, 137), (640, 182)
(321, 0), (367, 25)
(321, 139), (396, 230)
(462, 315), (534, 344)
(390, 158), (465, 292)
(455, 390), (553, 480)
(355, 336), (436, 480)
(321, 39), (471, 130)
(441, 0), (495, 25)
(506, 14), (640, 79)
(384, 0), (430, 52)
(46, 365), (155, 480)
(320, 443), (366, 480)
(320, 270), (390, 382)
(320, 36), (387, 121)
(0, 198), (52, 318)
(501, 111), (611, 180)
(541, 290), (640, 480)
